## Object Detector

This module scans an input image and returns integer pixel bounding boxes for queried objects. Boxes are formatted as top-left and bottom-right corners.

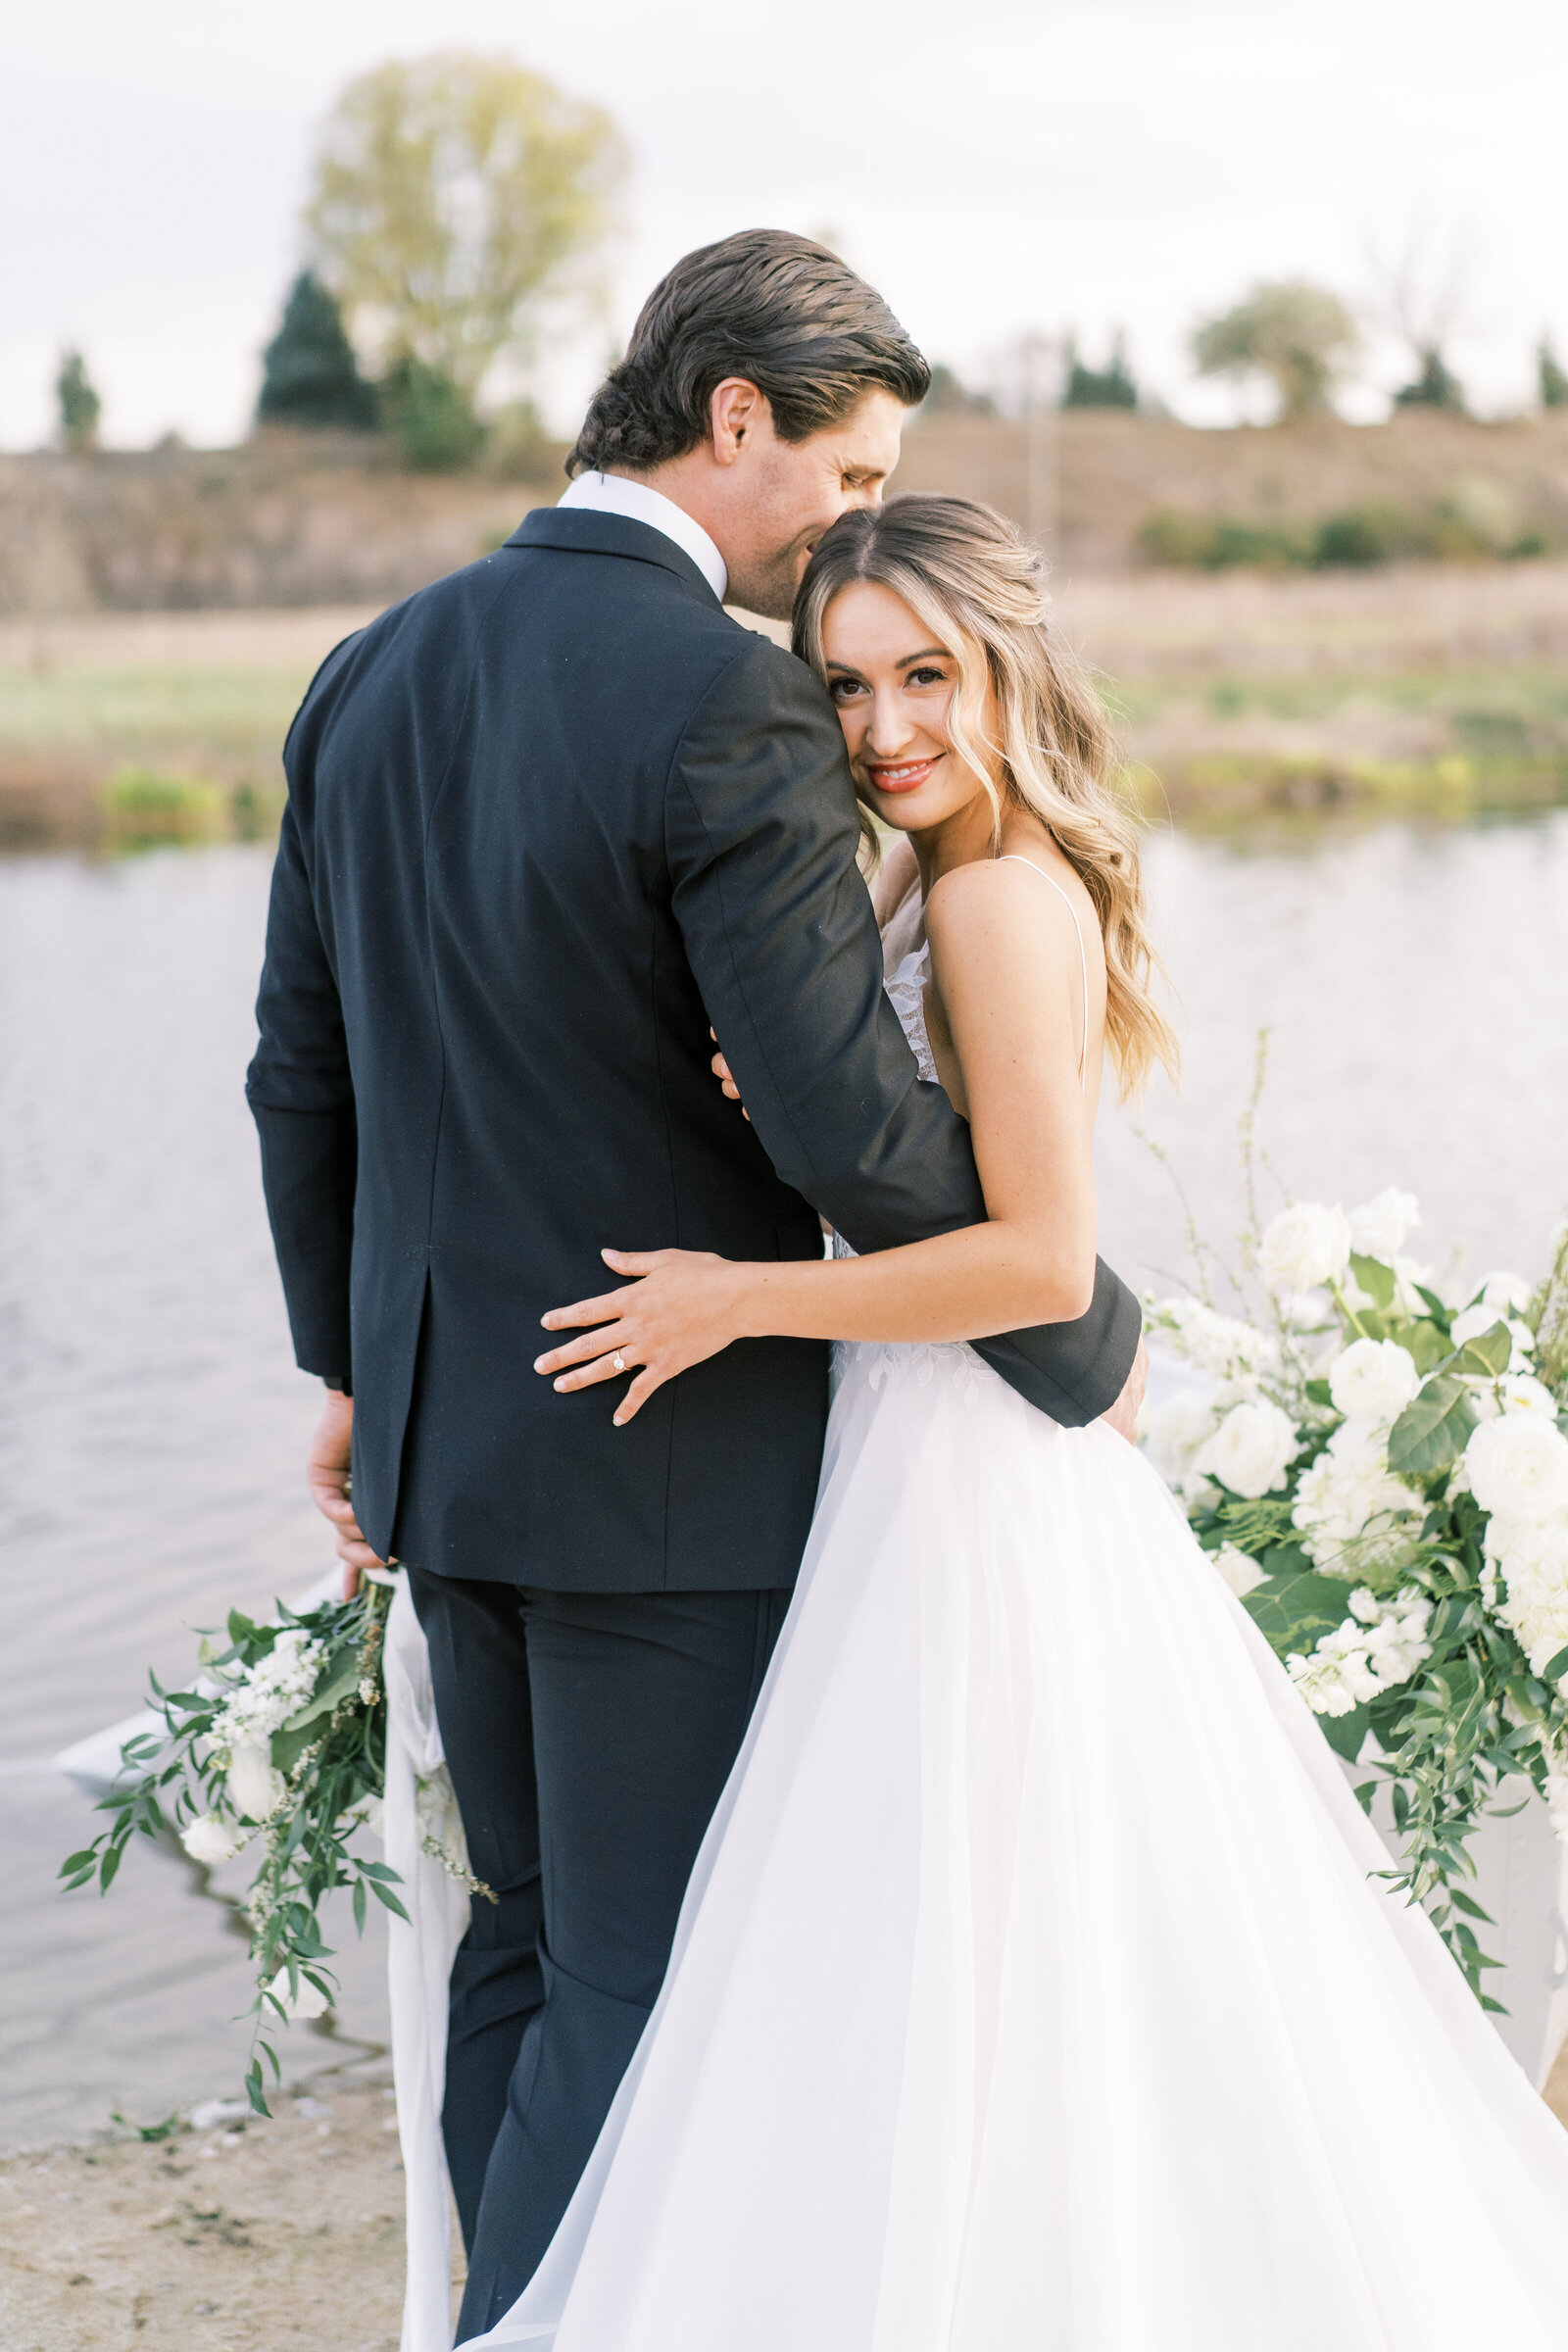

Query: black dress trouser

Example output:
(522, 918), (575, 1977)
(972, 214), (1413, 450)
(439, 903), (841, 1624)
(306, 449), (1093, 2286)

(408, 1566), (793, 2342)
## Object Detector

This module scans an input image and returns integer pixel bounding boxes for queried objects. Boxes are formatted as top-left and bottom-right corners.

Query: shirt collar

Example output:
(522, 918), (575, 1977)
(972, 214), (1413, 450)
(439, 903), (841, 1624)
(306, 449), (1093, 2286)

(557, 470), (728, 605)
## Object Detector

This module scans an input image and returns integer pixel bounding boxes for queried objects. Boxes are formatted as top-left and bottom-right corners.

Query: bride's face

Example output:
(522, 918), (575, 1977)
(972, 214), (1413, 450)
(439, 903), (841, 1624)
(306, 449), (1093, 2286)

(820, 580), (990, 835)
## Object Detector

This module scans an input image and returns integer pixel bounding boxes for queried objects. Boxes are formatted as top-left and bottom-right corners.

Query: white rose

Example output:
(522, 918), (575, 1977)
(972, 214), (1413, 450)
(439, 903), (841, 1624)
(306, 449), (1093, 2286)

(181, 1811), (243, 1867)
(1145, 1390), (1218, 1488)
(1257, 1202), (1352, 1297)
(266, 1966), (330, 2021)
(1328, 1339), (1420, 1426)
(1211, 1543), (1266, 1596)
(1203, 1399), (1298, 1498)
(1466, 1414), (1568, 1527)
(226, 1742), (287, 1824)
(1348, 1188), (1421, 1260)
(1478, 1270), (1534, 1316)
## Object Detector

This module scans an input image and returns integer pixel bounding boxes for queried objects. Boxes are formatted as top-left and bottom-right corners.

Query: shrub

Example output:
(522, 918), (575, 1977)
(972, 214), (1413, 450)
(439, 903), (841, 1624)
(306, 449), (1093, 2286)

(1541, 339), (1568, 410)
(380, 357), (486, 471)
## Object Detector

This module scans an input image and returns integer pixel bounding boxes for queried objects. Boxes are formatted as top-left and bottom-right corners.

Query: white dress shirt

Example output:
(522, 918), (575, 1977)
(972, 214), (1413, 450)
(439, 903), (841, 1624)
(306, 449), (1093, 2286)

(556, 469), (728, 605)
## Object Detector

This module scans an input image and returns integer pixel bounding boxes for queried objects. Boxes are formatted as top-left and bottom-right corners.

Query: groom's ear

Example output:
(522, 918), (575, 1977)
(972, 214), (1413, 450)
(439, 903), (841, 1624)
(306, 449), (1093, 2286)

(710, 378), (768, 466)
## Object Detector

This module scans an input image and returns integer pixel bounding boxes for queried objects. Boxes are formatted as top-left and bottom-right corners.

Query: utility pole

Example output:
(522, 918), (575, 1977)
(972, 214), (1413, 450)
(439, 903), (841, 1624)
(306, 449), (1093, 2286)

(1018, 331), (1060, 553)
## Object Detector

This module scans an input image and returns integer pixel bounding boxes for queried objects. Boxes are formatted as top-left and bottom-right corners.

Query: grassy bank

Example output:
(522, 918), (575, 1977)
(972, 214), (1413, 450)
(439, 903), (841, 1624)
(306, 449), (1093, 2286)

(4, 568), (1568, 852)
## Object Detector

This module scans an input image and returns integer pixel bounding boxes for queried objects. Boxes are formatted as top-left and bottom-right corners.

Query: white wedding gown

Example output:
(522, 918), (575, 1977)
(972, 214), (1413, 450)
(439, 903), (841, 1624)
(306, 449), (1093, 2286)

(463, 933), (1568, 2352)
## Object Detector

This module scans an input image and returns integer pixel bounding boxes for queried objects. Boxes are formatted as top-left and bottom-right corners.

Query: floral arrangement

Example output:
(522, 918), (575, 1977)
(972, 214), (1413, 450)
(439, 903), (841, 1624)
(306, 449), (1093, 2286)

(1144, 1177), (1568, 2006)
(61, 1575), (419, 2114)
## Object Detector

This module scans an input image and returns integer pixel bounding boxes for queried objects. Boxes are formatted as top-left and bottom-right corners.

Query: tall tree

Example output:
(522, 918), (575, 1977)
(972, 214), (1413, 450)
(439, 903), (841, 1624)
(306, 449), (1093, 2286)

(305, 52), (624, 402)
(257, 271), (379, 429)
(56, 349), (102, 452)
(1538, 338), (1568, 410)
(1193, 280), (1360, 421)
(1392, 347), (1466, 413)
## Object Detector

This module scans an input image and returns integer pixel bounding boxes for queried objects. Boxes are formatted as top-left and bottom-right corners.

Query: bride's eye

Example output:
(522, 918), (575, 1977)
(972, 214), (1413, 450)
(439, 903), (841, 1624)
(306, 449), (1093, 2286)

(906, 665), (948, 688)
(828, 676), (867, 703)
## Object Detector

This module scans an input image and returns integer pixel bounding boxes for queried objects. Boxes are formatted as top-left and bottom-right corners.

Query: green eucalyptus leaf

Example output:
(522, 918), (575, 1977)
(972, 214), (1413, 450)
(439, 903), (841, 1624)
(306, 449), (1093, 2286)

(1387, 1377), (1477, 1476)
(1540, 1644), (1568, 1684)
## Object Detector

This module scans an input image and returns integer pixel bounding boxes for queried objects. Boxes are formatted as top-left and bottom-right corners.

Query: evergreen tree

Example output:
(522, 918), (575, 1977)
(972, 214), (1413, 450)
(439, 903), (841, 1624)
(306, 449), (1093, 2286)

(1061, 332), (1138, 410)
(257, 272), (378, 429)
(1540, 338), (1568, 410)
(1393, 345), (1465, 413)
(56, 350), (101, 452)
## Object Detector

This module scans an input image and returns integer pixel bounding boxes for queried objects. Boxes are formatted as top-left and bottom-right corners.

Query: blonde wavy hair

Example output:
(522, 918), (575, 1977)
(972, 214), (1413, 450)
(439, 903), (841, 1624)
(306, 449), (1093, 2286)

(793, 494), (1178, 1096)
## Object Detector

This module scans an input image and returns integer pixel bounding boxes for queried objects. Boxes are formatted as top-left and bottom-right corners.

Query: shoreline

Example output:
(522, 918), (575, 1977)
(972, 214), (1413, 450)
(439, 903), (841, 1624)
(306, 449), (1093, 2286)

(5, 2039), (1566, 2349)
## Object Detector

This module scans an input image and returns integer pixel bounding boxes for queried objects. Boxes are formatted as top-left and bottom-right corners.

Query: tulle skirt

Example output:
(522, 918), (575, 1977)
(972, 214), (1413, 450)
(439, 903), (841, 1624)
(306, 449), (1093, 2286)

(471, 1339), (1568, 2350)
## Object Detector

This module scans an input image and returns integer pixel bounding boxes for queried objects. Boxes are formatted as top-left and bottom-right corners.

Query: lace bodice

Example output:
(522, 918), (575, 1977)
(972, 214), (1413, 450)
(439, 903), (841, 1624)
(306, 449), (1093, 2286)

(883, 946), (937, 1084)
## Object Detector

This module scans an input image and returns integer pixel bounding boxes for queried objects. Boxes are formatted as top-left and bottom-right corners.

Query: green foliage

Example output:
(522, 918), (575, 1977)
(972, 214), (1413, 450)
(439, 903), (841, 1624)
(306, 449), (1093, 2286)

(257, 271), (378, 431)
(380, 355), (487, 472)
(56, 349), (102, 452)
(1192, 278), (1361, 420)
(1060, 334), (1137, 411)
(306, 51), (625, 401)
(1394, 346), (1466, 413)
(60, 1584), (404, 2112)
(1541, 338), (1568, 410)
(1140, 494), (1558, 573)
(1387, 1375), (1478, 1475)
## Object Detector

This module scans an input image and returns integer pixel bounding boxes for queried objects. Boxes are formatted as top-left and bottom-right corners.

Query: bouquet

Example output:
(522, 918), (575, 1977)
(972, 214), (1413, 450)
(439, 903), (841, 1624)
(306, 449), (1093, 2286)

(1145, 1173), (1568, 2007)
(60, 1573), (440, 2114)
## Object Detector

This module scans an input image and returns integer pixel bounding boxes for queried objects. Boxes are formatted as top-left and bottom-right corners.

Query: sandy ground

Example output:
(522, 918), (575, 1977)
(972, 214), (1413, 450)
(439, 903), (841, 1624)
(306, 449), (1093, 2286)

(3, 2042), (1566, 2351)
(0, 2059), (463, 2352)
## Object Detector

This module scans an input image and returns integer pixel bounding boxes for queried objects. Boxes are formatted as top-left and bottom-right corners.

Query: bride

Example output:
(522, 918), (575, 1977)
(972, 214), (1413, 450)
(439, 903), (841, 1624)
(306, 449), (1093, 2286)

(478, 495), (1568, 2347)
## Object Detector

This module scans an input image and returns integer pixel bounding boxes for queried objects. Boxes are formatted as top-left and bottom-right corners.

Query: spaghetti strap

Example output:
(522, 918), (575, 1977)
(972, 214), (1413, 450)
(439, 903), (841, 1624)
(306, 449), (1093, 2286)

(997, 854), (1091, 1090)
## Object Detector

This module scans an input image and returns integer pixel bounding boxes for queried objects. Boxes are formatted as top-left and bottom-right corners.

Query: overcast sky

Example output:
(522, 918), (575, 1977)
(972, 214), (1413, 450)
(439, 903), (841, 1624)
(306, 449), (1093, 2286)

(2, 0), (1562, 447)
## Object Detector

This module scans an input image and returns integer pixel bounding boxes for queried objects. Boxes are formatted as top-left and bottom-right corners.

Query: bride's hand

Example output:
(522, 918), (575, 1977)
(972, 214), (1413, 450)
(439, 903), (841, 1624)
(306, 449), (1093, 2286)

(535, 1248), (751, 1425)
(710, 1028), (748, 1119)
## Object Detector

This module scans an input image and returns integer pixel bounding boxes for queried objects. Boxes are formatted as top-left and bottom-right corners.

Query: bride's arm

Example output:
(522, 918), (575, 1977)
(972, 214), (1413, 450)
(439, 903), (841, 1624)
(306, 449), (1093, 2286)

(537, 862), (1098, 1425)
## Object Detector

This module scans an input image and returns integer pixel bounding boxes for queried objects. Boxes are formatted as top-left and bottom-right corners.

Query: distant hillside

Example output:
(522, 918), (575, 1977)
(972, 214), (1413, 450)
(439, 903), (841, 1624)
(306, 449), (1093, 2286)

(3, 411), (1568, 613)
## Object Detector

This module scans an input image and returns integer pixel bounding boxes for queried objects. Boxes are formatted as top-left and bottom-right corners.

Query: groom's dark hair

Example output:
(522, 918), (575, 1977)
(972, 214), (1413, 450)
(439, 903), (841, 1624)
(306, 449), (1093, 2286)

(566, 229), (930, 477)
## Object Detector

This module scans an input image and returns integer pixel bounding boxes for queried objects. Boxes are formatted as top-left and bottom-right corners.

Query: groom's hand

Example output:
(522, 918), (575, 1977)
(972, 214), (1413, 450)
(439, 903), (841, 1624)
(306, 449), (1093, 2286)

(306, 1388), (386, 1598)
(1099, 1338), (1149, 1446)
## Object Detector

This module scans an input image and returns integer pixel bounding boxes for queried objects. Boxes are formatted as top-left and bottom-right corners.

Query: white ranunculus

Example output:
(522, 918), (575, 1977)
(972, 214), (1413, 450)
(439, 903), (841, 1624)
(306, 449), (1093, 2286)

(267, 1965), (330, 2021)
(1211, 1543), (1266, 1596)
(1499, 1373), (1559, 1418)
(1348, 1188), (1421, 1260)
(181, 1811), (243, 1867)
(1145, 1390), (1219, 1488)
(1328, 1339), (1421, 1426)
(226, 1741), (286, 1825)
(1203, 1399), (1298, 1499)
(1257, 1202), (1352, 1298)
(1466, 1414), (1568, 1527)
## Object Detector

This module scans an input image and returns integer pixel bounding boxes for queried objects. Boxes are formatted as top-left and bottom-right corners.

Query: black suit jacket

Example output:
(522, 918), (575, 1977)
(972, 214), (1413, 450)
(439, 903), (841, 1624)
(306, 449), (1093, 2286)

(246, 507), (1142, 1589)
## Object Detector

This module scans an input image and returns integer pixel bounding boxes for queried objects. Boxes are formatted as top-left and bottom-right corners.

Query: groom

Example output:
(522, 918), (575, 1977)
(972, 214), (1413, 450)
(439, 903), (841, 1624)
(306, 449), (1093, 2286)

(247, 229), (1143, 2337)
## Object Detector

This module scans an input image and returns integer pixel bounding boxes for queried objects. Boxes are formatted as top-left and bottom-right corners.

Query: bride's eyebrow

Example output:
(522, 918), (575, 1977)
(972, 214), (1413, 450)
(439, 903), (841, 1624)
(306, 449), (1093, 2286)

(897, 649), (949, 667)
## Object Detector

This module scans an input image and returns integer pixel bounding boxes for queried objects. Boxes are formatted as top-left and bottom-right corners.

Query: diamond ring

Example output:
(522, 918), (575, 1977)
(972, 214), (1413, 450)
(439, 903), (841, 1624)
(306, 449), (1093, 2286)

(612, 1350), (626, 1374)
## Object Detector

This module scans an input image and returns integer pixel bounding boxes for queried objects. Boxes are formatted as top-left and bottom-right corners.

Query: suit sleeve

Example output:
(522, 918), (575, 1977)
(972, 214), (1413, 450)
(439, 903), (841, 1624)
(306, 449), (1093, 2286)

(244, 668), (360, 1385)
(665, 638), (1141, 1426)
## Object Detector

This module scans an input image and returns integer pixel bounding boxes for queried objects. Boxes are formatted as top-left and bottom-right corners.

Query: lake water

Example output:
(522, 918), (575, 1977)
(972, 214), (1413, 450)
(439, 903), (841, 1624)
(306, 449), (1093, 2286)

(4, 810), (1568, 2152)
